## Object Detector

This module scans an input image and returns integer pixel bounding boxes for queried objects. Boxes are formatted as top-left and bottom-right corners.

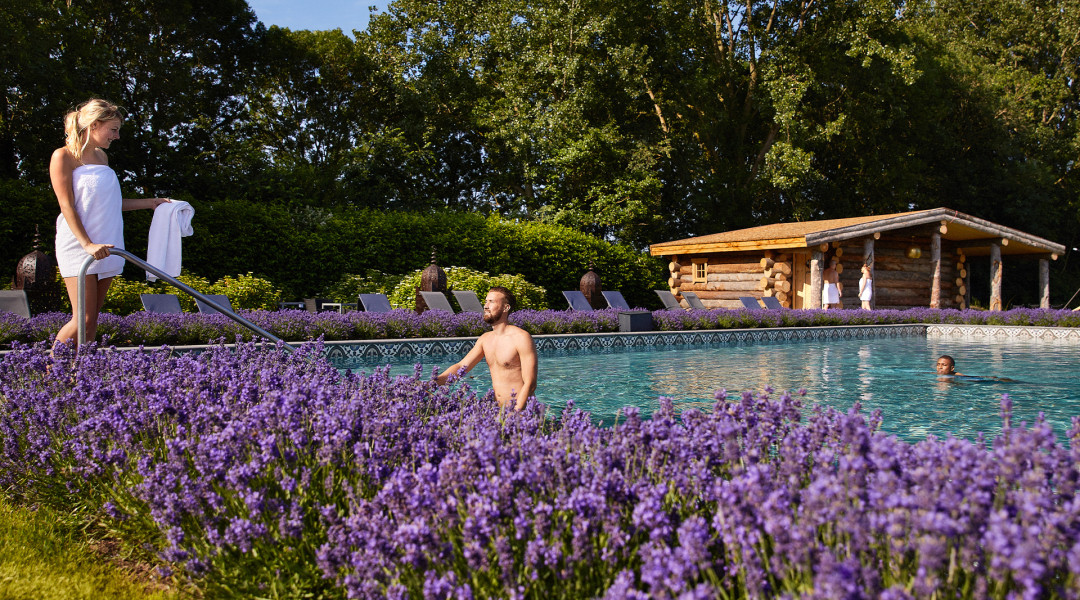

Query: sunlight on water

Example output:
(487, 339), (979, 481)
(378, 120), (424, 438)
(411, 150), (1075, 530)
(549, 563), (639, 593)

(337, 336), (1080, 444)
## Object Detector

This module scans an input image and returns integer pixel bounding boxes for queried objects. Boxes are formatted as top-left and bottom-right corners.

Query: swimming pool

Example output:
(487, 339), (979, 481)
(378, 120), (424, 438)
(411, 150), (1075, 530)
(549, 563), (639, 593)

(334, 333), (1080, 444)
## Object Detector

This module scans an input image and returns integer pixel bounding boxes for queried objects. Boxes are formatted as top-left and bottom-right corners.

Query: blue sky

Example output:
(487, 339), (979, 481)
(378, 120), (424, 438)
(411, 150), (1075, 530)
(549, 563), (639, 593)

(247, 0), (390, 34)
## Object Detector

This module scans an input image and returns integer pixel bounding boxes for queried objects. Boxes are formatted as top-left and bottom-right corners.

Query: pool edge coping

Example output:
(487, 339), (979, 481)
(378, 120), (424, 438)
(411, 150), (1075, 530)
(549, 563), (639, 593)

(5, 323), (1080, 357)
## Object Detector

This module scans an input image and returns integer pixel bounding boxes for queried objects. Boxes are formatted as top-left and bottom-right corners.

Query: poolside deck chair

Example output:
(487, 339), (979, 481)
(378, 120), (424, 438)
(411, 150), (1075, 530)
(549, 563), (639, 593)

(654, 289), (683, 310)
(601, 290), (632, 311)
(0, 290), (31, 318)
(419, 291), (455, 312)
(359, 293), (393, 313)
(452, 290), (485, 313)
(562, 290), (594, 311)
(761, 296), (783, 310)
(140, 293), (183, 314)
(195, 294), (233, 315)
(739, 296), (763, 310)
(304, 298), (335, 313)
(681, 291), (707, 310)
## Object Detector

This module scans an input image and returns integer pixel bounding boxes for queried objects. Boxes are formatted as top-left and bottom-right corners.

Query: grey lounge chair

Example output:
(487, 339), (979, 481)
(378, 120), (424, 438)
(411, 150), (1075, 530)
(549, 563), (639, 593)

(563, 290), (594, 311)
(761, 296), (783, 310)
(419, 291), (455, 312)
(681, 291), (707, 310)
(602, 290), (632, 311)
(359, 293), (393, 313)
(141, 293), (183, 314)
(452, 290), (485, 313)
(195, 294), (233, 315)
(0, 290), (31, 318)
(654, 289), (683, 310)
(304, 297), (335, 313)
(739, 296), (763, 310)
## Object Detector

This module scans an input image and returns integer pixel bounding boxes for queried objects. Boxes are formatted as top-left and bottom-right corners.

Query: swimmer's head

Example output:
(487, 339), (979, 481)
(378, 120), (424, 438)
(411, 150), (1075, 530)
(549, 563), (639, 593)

(483, 286), (516, 324)
(936, 355), (956, 375)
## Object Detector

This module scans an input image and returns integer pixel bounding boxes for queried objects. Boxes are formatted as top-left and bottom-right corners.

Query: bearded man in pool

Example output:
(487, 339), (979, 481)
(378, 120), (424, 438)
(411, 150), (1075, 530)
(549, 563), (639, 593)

(437, 287), (538, 411)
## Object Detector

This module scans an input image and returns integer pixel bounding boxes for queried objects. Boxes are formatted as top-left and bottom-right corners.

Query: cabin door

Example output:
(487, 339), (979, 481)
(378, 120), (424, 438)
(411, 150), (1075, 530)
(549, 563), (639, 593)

(792, 252), (810, 309)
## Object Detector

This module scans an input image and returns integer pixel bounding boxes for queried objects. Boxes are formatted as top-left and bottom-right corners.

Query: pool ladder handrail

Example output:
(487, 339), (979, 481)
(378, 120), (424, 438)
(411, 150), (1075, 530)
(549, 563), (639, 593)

(77, 249), (295, 351)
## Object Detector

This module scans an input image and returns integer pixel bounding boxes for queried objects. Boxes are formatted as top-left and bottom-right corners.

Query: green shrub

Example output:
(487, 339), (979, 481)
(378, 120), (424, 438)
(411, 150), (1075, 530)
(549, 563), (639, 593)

(101, 276), (158, 315)
(87, 271), (281, 315)
(388, 266), (548, 311)
(210, 272), (281, 311)
(322, 269), (399, 302)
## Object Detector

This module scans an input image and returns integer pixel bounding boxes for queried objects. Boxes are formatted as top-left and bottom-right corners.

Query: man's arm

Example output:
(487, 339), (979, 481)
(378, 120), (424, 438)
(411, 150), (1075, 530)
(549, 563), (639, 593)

(514, 331), (538, 410)
(436, 335), (487, 385)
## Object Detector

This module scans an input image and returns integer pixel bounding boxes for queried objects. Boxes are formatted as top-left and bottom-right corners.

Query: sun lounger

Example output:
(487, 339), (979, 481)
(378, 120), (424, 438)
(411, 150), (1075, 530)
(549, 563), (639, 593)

(739, 296), (763, 310)
(681, 291), (707, 310)
(452, 290), (485, 313)
(602, 290), (632, 310)
(563, 290), (594, 311)
(141, 293), (183, 314)
(419, 291), (455, 312)
(654, 289), (683, 310)
(0, 290), (31, 318)
(304, 298), (336, 313)
(761, 296), (783, 310)
(195, 294), (233, 315)
(359, 293), (394, 313)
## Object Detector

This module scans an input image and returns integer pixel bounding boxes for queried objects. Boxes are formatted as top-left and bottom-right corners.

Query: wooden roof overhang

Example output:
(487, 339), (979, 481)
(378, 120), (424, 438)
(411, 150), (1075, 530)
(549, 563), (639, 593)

(649, 208), (1065, 259)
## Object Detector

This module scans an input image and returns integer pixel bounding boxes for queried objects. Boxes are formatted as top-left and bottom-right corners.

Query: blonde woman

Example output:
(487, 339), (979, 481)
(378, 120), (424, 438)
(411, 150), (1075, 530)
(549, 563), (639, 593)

(858, 263), (873, 309)
(51, 99), (171, 350)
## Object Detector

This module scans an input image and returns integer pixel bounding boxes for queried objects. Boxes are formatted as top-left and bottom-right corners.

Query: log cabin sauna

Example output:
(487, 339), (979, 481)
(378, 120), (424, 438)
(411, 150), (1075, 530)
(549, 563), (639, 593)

(648, 208), (1065, 310)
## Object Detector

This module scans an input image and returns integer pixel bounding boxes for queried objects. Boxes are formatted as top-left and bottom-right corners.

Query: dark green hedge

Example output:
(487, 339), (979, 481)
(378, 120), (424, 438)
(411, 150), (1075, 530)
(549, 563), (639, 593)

(4, 183), (665, 308)
(177, 201), (667, 308)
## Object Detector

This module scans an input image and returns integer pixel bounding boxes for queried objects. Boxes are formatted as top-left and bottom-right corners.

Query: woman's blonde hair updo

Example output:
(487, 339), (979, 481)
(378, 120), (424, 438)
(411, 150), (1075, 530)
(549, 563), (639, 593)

(63, 99), (124, 160)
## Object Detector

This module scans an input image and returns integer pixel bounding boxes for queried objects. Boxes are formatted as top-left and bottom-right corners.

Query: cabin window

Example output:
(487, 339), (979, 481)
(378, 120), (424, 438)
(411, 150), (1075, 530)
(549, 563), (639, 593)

(692, 259), (707, 283)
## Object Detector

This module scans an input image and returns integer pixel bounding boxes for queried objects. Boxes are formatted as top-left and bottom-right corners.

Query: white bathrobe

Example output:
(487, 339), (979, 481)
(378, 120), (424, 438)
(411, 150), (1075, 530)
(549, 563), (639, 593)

(55, 164), (125, 278)
(145, 200), (195, 281)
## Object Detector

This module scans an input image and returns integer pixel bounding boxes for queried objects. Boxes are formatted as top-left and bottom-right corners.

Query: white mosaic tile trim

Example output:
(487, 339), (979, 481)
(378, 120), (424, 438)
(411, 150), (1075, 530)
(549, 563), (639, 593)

(926, 324), (1080, 343)
(325, 325), (928, 361)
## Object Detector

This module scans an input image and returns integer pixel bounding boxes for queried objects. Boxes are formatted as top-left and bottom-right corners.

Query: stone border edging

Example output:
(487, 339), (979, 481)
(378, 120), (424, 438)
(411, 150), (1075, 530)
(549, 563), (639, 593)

(7, 323), (1079, 358)
(926, 324), (1080, 341)
(322, 324), (927, 364)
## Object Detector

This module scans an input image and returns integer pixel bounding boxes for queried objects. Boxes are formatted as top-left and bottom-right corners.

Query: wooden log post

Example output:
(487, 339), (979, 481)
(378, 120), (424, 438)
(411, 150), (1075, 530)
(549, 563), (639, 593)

(1040, 258), (1050, 309)
(810, 250), (823, 309)
(863, 236), (875, 309)
(964, 258), (971, 308)
(930, 231), (942, 308)
(989, 243), (1003, 311)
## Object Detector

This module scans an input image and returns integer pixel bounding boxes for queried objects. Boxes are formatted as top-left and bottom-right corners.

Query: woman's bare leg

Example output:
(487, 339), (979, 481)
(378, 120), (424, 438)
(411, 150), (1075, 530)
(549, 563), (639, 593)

(54, 275), (113, 351)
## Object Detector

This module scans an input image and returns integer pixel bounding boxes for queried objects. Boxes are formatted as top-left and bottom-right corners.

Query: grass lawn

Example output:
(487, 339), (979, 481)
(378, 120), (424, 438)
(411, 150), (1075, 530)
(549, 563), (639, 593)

(0, 495), (180, 600)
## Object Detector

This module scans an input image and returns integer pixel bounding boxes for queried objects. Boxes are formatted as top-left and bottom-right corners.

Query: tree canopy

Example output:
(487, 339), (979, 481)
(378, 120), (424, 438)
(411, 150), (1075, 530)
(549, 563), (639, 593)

(2, 0), (1078, 300)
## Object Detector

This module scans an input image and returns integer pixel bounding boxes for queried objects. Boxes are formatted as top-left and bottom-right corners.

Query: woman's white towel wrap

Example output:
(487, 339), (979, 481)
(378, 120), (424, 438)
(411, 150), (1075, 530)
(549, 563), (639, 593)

(55, 164), (125, 278)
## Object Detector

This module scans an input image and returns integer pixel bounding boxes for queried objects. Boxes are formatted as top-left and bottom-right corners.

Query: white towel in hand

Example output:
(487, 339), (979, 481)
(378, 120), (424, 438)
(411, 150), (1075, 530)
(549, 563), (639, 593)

(145, 200), (194, 281)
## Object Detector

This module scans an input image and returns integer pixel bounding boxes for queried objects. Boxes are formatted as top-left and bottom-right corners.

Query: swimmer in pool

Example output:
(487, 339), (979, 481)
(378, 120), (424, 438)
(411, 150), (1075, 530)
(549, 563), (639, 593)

(936, 355), (961, 376)
(437, 286), (538, 410)
(935, 355), (1016, 382)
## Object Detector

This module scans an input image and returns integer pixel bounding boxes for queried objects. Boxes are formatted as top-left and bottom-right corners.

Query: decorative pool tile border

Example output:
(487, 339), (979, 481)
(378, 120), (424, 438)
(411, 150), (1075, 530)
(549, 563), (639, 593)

(322, 324), (928, 363)
(926, 324), (1080, 342)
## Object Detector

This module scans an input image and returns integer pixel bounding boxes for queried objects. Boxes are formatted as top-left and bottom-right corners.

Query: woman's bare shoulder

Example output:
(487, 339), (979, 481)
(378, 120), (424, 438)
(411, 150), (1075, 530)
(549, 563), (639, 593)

(50, 147), (78, 172)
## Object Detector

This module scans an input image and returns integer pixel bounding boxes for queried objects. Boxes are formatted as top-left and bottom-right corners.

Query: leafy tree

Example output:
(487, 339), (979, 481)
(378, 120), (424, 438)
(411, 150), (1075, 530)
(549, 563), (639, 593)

(1, 0), (262, 195)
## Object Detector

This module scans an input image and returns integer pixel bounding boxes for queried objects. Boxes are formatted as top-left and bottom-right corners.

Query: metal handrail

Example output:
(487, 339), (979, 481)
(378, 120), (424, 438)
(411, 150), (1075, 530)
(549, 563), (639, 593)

(77, 249), (295, 351)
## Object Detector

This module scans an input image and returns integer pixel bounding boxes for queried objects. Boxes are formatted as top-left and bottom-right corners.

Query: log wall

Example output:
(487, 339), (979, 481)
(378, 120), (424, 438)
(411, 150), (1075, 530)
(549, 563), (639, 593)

(666, 250), (793, 308)
(665, 228), (964, 310)
(834, 233), (963, 310)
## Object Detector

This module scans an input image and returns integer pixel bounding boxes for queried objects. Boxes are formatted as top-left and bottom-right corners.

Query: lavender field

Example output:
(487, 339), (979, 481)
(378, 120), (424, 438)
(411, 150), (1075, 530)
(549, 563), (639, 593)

(2, 307), (1079, 349)
(1, 340), (1079, 598)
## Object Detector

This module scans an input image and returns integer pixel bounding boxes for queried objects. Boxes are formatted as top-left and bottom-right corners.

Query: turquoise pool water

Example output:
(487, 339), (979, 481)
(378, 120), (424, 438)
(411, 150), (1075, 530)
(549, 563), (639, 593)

(336, 336), (1080, 444)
